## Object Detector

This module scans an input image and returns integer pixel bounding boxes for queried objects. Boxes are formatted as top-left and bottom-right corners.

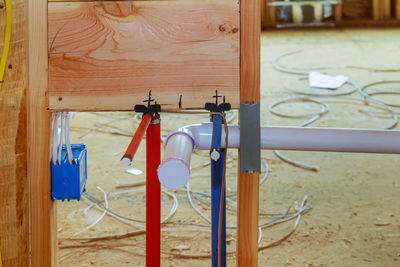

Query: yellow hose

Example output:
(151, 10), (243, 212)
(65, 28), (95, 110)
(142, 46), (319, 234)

(0, 0), (12, 92)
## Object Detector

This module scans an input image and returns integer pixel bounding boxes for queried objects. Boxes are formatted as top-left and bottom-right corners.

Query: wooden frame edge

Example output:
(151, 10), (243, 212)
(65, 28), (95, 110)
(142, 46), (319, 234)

(28, 0), (58, 266)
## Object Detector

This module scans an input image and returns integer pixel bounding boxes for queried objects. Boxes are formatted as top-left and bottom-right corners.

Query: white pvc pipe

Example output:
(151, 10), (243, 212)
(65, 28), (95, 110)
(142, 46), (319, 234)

(157, 123), (400, 189)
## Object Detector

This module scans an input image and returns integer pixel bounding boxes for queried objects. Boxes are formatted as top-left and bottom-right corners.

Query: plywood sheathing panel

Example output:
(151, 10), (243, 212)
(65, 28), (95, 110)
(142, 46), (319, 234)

(48, 1), (239, 111)
(0, 0), (29, 265)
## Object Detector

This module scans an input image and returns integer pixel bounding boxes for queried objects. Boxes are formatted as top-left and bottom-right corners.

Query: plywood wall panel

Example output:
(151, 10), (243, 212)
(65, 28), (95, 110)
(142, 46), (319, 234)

(0, 0), (29, 265)
(48, 1), (239, 110)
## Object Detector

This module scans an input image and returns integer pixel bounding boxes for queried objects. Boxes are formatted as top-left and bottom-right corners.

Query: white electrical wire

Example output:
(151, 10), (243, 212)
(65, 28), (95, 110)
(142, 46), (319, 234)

(186, 180), (211, 224)
(64, 112), (73, 164)
(273, 150), (318, 172)
(52, 113), (60, 165)
(82, 188), (179, 228)
(73, 186), (109, 236)
(269, 97), (329, 171)
(57, 113), (64, 165)
(286, 80), (359, 97)
(160, 190), (179, 223)
(269, 97), (329, 119)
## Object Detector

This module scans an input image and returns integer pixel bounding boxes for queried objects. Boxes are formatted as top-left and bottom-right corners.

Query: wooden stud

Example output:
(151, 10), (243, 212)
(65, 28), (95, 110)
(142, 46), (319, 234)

(238, 0), (260, 266)
(237, 171), (260, 266)
(28, 0), (58, 266)
(260, 0), (267, 28)
(335, 3), (342, 22)
(268, 1), (277, 28)
(47, 1), (240, 111)
(0, 0), (29, 265)
(373, 0), (380, 20)
(382, 0), (391, 20)
(397, 0), (400, 20)
(240, 0), (260, 105)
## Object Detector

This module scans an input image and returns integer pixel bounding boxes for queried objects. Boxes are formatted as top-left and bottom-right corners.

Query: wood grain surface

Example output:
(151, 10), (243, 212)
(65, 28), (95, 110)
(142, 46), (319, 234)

(0, 0), (29, 265)
(240, 0), (260, 104)
(397, 0), (400, 20)
(238, 0), (261, 266)
(237, 171), (260, 267)
(28, 0), (58, 266)
(237, 0), (261, 267)
(48, 1), (239, 111)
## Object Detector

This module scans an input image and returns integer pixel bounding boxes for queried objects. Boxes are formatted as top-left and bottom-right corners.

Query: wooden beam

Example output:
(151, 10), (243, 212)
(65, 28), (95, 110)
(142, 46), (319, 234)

(48, 1), (239, 111)
(238, 0), (260, 266)
(28, 0), (57, 266)
(0, 0), (29, 265)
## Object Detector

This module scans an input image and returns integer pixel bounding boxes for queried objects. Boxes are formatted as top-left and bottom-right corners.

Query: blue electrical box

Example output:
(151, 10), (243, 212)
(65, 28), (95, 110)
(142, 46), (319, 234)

(51, 144), (87, 201)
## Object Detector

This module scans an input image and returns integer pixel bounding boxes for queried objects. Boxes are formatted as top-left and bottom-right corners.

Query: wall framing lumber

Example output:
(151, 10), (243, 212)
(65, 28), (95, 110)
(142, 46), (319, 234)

(373, 0), (380, 20)
(28, 0), (58, 266)
(238, 0), (260, 266)
(48, 1), (240, 111)
(335, 3), (343, 22)
(0, 0), (29, 265)
(397, 0), (400, 19)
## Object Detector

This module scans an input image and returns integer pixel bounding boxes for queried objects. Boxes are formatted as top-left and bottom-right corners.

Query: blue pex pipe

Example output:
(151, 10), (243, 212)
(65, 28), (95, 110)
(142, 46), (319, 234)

(211, 114), (226, 267)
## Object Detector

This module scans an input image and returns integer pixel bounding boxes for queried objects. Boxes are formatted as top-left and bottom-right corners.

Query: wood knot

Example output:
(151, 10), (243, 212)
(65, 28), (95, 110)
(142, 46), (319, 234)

(98, 2), (136, 18)
(218, 23), (238, 35)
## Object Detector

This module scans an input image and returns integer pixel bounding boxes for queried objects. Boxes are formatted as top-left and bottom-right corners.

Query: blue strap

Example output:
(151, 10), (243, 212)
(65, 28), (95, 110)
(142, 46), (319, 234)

(211, 114), (226, 267)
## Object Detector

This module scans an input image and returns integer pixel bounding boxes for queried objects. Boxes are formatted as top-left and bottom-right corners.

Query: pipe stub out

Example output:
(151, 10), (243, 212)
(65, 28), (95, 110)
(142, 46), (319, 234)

(157, 158), (190, 190)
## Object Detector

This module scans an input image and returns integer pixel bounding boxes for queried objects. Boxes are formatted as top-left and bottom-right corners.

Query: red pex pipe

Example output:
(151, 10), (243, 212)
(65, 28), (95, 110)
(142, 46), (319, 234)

(146, 115), (161, 267)
(120, 113), (152, 166)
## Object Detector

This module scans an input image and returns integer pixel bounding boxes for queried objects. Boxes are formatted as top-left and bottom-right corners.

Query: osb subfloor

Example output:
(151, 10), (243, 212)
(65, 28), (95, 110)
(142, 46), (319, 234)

(58, 28), (400, 266)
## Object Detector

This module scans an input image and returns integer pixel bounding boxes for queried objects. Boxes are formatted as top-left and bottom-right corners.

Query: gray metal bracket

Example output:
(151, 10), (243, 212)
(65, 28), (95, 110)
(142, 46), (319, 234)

(240, 102), (261, 173)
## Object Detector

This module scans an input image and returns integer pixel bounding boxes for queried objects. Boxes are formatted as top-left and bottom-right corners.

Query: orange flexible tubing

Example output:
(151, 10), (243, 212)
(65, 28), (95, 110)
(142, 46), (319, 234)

(120, 113), (152, 166)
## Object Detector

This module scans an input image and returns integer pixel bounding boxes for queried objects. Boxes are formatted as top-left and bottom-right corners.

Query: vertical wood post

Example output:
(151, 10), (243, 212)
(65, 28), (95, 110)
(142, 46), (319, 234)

(268, 2), (276, 28)
(335, 3), (342, 22)
(28, 0), (58, 266)
(382, 0), (391, 19)
(238, 0), (260, 266)
(373, 0), (380, 20)
(396, 0), (400, 20)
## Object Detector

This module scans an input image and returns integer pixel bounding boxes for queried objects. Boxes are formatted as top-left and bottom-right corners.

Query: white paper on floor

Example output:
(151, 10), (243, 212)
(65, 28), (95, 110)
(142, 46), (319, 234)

(308, 71), (349, 89)
(125, 168), (143, 175)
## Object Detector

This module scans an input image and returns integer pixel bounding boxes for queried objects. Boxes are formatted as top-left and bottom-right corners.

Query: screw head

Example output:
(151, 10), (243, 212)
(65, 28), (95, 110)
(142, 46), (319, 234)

(210, 149), (220, 161)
